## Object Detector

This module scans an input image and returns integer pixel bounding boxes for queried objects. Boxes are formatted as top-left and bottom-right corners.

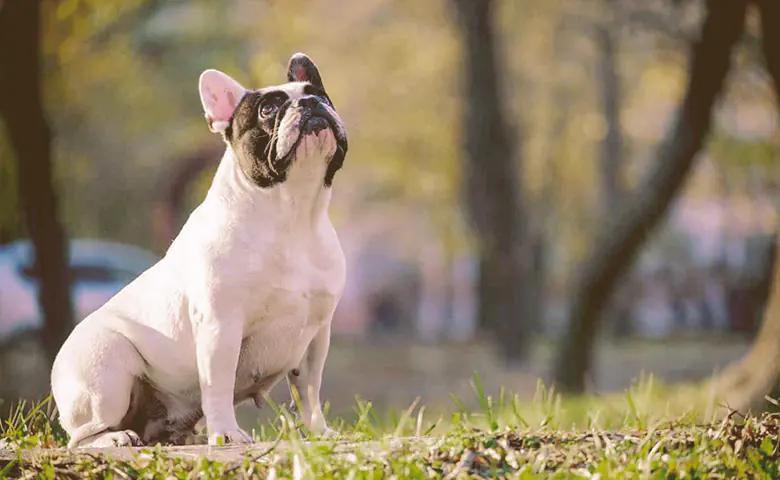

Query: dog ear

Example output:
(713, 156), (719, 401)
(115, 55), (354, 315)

(199, 69), (247, 133)
(287, 53), (324, 88)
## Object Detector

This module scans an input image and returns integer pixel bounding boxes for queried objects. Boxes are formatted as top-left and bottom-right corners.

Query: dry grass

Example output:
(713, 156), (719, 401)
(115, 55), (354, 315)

(0, 337), (764, 477)
(2, 370), (780, 478)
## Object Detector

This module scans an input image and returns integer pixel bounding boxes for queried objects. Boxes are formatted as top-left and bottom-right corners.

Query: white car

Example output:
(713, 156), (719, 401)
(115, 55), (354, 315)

(0, 239), (159, 342)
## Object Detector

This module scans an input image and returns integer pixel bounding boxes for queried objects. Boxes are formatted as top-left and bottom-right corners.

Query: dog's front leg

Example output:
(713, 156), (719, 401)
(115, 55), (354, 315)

(287, 324), (336, 437)
(193, 313), (252, 445)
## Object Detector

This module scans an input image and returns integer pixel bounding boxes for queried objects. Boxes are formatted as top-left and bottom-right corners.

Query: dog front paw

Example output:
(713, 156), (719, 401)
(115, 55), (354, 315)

(208, 426), (253, 445)
(321, 426), (338, 438)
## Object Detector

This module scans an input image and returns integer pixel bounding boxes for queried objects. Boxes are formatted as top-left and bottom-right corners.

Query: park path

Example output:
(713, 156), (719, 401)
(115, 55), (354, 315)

(0, 436), (433, 462)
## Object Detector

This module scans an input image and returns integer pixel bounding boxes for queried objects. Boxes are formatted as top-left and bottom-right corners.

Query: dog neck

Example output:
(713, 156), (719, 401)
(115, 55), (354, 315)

(206, 146), (332, 233)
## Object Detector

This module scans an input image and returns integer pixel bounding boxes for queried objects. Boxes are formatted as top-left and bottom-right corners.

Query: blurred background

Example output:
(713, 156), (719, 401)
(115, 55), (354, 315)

(1, 0), (779, 423)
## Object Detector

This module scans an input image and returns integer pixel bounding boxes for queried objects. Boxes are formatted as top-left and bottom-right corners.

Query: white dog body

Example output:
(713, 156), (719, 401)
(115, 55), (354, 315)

(51, 54), (348, 447)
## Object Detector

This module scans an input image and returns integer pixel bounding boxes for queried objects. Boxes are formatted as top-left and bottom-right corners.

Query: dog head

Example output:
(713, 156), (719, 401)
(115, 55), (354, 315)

(198, 53), (347, 188)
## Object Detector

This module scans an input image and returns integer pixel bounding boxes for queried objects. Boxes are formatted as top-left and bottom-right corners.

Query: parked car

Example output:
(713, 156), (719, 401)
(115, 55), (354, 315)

(0, 239), (159, 342)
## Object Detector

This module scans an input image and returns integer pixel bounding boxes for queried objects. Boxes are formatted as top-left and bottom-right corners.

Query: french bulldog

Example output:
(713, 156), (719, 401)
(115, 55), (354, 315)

(51, 53), (348, 447)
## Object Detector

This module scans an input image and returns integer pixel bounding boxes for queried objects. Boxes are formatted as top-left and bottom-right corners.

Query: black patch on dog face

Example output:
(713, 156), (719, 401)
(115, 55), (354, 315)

(224, 88), (292, 188)
(299, 84), (348, 187)
(324, 135), (347, 187)
(302, 84), (332, 106)
(223, 55), (347, 188)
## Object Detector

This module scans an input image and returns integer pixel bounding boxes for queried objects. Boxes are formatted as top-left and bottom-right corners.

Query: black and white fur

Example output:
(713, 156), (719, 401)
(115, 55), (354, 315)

(51, 53), (348, 447)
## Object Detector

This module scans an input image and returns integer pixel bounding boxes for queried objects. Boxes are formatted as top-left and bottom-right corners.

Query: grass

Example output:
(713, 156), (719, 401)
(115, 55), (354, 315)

(1, 374), (780, 478)
(3, 337), (751, 422)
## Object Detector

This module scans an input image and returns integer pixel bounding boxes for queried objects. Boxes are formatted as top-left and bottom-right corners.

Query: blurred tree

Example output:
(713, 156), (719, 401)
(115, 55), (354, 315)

(0, 0), (74, 363)
(451, 0), (536, 363)
(552, 0), (750, 393)
(0, 138), (24, 244)
(711, 0), (780, 413)
(153, 147), (220, 252)
(36, 0), (247, 249)
(596, 8), (625, 213)
(590, 2), (630, 336)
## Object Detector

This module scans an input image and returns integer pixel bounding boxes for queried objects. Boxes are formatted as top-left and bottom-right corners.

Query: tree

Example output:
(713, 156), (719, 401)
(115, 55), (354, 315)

(594, 5), (630, 337)
(596, 14), (625, 213)
(0, 0), (74, 364)
(152, 147), (220, 252)
(451, 0), (536, 363)
(711, 0), (780, 413)
(552, 0), (749, 393)
(0, 141), (23, 244)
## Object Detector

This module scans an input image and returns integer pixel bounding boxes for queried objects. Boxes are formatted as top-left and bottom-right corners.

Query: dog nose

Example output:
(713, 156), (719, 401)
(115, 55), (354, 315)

(297, 96), (319, 109)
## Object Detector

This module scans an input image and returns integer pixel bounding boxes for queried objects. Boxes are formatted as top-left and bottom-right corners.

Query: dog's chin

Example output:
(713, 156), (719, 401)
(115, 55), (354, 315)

(294, 122), (337, 160)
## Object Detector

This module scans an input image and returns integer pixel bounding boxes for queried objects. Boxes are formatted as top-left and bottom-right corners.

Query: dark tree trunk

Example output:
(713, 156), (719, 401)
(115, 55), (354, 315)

(552, 0), (749, 393)
(0, 0), (74, 364)
(596, 19), (631, 338)
(755, 0), (780, 98)
(152, 147), (219, 252)
(713, 236), (780, 413)
(597, 23), (624, 212)
(451, 0), (535, 363)
(711, 0), (780, 413)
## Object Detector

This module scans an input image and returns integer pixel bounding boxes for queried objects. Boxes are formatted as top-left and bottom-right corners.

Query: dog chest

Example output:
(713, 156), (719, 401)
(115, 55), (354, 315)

(239, 231), (345, 323)
(233, 291), (332, 382)
(242, 278), (341, 337)
(233, 263), (340, 380)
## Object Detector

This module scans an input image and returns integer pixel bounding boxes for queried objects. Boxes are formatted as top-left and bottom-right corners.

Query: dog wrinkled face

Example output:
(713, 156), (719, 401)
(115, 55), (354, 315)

(198, 53), (348, 188)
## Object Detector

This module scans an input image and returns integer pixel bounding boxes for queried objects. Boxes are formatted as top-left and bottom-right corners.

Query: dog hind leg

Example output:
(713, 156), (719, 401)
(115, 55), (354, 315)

(51, 325), (146, 448)
(77, 429), (144, 447)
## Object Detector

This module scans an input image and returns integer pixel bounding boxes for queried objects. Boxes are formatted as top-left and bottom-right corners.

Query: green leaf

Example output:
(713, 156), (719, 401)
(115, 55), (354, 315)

(0, 459), (18, 477)
(760, 436), (774, 456)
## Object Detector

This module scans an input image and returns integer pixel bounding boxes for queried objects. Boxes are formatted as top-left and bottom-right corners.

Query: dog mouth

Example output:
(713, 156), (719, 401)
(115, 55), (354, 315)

(277, 109), (344, 157)
(263, 102), (346, 183)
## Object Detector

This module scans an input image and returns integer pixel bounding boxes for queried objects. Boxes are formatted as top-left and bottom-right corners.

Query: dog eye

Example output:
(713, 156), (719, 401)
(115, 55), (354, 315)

(260, 104), (278, 117)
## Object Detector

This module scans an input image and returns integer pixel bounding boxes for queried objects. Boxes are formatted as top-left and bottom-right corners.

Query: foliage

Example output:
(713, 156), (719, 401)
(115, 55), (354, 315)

(0, 0), (775, 274)
(37, 1), (242, 247)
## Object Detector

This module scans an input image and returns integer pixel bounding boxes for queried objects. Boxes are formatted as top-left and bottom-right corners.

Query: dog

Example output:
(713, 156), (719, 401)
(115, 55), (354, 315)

(51, 53), (348, 448)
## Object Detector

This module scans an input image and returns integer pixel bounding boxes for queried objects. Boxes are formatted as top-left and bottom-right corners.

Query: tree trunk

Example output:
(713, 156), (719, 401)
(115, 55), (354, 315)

(451, 0), (535, 363)
(755, 0), (780, 98)
(596, 18), (632, 338)
(711, 0), (780, 413)
(597, 22), (624, 212)
(552, 0), (748, 394)
(152, 147), (219, 252)
(713, 234), (779, 413)
(0, 0), (74, 364)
